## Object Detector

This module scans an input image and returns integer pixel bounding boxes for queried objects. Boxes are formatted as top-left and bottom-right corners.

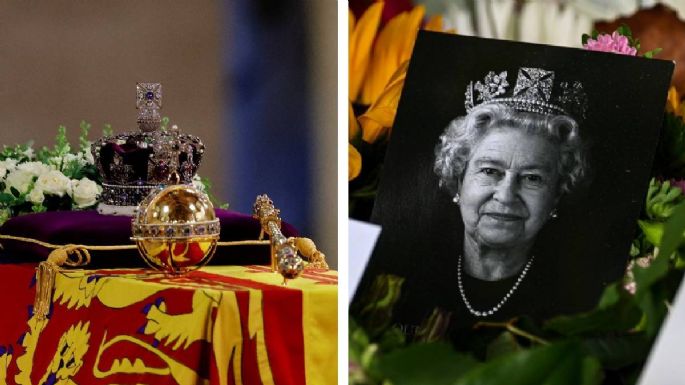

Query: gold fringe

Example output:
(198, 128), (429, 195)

(0, 233), (324, 319)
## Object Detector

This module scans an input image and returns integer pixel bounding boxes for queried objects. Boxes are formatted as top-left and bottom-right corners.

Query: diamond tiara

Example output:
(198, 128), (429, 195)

(464, 67), (588, 121)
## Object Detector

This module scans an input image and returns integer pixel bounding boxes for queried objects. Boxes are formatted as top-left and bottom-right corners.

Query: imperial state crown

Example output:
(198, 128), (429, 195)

(91, 83), (205, 213)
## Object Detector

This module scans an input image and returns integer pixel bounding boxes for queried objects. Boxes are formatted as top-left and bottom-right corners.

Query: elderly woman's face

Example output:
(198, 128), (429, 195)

(459, 128), (560, 249)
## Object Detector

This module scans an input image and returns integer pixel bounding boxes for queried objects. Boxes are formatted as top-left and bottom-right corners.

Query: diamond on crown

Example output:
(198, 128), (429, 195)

(464, 67), (588, 121)
(91, 83), (205, 209)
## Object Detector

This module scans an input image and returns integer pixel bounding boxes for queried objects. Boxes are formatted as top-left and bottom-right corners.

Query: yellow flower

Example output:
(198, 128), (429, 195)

(667, 86), (683, 117)
(349, 144), (362, 181)
(349, 101), (360, 140)
(358, 5), (425, 106)
(359, 61), (408, 143)
(349, 2), (384, 104)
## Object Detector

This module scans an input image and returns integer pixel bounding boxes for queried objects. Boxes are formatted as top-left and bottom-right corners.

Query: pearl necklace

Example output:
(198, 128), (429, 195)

(457, 254), (534, 317)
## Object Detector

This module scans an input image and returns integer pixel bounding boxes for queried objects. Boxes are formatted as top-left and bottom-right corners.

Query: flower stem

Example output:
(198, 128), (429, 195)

(474, 319), (549, 345)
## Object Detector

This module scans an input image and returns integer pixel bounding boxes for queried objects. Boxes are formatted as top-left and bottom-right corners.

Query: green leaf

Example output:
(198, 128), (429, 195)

(581, 333), (651, 369)
(454, 341), (602, 385)
(591, 29), (599, 39)
(638, 220), (664, 246)
(79, 120), (92, 152)
(632, 203), (685, 335)
(544, 283), (641, 336)
(31, 204), (46, 213)
(581, 34), (591, 45)
(0, 193), (15, 204)
(102, 124), (113, 137)
(378, 343), (477, 385)
(486, 331), (521, 360)
(643, 47), (663, 59)
(54, 125), (71, 156)
(656, 201), (685, 260)
(617, 24), (632, 38)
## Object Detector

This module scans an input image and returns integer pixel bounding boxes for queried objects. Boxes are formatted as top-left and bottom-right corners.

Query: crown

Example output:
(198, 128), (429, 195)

(464, 67), (588, 121)
(91, 83), (205, 208)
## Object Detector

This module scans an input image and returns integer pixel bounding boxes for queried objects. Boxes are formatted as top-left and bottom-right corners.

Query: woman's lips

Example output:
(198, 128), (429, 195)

(483, 212), (523, 221)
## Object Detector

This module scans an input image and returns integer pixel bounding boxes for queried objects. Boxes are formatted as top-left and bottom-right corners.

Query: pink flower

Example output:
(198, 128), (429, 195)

(584, 32), (637, 56)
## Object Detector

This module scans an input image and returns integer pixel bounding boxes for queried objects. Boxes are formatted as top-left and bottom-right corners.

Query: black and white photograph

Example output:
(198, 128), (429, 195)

(354, 31), (674, 335)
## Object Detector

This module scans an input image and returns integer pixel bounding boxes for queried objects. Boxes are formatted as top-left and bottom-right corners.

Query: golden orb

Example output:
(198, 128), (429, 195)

(131, 184), (220, 273)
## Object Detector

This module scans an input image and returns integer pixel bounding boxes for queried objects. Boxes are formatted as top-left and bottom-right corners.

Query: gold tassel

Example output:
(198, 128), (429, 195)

(293, 237), (329, 270)
(33, 246), (90, 320)
(34, 261), (58, 320)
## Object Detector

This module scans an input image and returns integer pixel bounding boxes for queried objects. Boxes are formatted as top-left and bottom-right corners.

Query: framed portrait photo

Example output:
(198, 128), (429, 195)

(355, 31), (674, 336)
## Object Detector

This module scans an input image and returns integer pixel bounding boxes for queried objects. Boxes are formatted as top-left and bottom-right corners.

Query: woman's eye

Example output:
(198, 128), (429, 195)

(522, 174), (543, 184)
(481, 168), (501, 176)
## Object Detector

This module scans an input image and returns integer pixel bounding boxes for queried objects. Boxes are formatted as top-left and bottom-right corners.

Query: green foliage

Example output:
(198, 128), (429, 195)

(102, 123), (113, 137)
(378, 344), (477, 385)
(79, 120), (92, 153)
(644, 48), (663, 59)
(161, 116), (170, 131)
(454, 342), (603, 385)
(198, 176), (229, 210)
(54, 125), (71, 156)
(0, 143), (32, 162)
(645, 178), (684, 220)
(544, 284), (641, 336)
(581, 29), (599, 45)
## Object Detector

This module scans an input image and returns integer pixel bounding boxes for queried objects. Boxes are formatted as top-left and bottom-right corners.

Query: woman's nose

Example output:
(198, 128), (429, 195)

(493, 173), (518, 202)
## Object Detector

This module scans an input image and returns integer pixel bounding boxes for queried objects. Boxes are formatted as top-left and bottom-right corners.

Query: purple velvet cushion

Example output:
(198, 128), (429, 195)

(0, 209), (298, 268)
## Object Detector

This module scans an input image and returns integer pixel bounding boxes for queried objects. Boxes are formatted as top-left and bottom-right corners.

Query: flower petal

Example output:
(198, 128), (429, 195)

(349, 144), (362, 181)
(349, 2), (384, 103)
(667, 86), (681, 116)
(359, 61), (408, 143)
(349, 101), (361, 140)
(359, 5), (424, 105)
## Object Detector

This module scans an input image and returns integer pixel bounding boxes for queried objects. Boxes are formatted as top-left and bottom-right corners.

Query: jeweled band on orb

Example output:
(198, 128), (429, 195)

(131, 219), (221, 240)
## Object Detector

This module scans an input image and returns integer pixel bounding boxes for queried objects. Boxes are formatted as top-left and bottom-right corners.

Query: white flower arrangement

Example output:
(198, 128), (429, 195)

(0, 122), (102, 226)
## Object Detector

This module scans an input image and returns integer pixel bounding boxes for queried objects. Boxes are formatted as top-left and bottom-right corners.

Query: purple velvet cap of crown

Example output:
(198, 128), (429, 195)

(0, 209), (298, 268)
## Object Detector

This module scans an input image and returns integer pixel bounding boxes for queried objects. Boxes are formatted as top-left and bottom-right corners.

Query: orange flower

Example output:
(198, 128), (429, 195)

(349, 2), (384, 103)
(349, 144), (362, 181)
(349, 101), (360, 140)
(358, 5), (425, 106)
(667, 86), (683, 118)
(359, 61), (408, 143)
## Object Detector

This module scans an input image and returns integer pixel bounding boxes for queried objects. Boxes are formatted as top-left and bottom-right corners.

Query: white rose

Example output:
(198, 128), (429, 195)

(27, 186), (45, 204)
(70, 178), (101, 208)
(0, 159), (18, 179)
(17, 161), (51, 177)
(35, 170), (71, 197)
(4, 169), (34, 195)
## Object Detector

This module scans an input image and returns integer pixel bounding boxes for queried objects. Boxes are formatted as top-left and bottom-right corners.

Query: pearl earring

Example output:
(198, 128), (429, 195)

(550, 209), (558, 219)
(452, 193), (460, 204)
